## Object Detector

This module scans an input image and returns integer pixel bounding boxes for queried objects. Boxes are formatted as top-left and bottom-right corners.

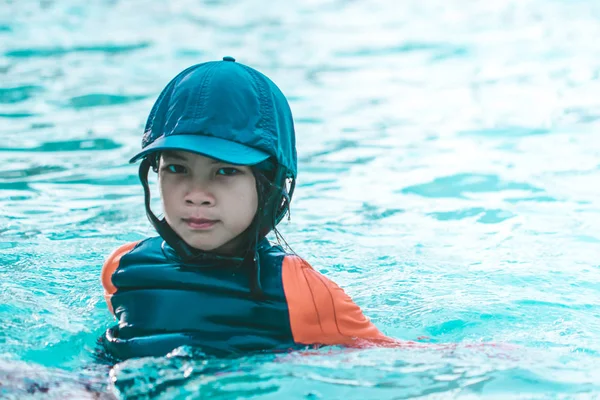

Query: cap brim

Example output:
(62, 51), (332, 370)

(129, 134), (270, 165)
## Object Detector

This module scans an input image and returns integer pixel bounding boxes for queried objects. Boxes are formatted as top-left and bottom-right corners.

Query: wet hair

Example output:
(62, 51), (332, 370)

(244, 162), (296, 297)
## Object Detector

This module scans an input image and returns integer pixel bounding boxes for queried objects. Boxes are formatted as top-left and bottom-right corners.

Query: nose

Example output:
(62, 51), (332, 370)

(184, 181), (215, 207)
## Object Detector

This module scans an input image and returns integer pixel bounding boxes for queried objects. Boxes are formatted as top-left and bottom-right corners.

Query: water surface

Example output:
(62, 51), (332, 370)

(1, 0), (600, 398)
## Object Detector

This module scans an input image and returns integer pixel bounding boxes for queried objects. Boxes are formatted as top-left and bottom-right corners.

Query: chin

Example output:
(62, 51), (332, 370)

(184, 240), (222, 252)
(175, 227), (245, 256)
(172, 228), (223, 252)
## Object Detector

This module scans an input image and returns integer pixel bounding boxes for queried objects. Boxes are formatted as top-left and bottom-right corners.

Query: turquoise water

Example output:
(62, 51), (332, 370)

(2, 0), (600, 398)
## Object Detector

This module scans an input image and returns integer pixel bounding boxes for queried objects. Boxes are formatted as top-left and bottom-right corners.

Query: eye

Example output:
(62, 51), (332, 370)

(162, 164), (187, 174)
(216, 167), (240, 176)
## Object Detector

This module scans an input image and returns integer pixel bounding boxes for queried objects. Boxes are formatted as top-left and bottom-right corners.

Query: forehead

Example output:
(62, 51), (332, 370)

(161, 150), (216, 163)
(160, 150), (249, 167)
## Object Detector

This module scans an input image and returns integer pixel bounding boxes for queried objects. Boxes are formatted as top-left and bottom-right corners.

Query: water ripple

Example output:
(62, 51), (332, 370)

(2, 0), (600, 397)
(0, 138), (122, 152)
(428, 208), (515, 224)
(334, 41), (470, 59)
(401, 174), (544, 198)
(65, 94), (150, 109)
(4, 42), (151, 58)
(0, 85), (44, 104)
(0, 165), (67, 180)
(458, 127), (552, 138)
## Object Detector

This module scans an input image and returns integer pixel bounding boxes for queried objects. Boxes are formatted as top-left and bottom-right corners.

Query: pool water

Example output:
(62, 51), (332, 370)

(2, 0), (600, 398)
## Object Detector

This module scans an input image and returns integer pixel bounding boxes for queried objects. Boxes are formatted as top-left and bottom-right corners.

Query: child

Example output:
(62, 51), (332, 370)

(100, 56), (397, 360)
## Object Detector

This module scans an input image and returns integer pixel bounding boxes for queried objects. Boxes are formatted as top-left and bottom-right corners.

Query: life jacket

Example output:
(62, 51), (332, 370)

(100, 237), (391, 359)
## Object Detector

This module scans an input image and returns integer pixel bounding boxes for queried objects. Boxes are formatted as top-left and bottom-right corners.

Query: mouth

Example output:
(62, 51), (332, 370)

(183, 218), (219, 230)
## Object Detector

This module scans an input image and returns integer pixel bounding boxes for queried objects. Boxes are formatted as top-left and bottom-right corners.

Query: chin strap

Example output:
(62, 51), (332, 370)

(246, 167), (295, 300)
(139, 159), (199, 261)
(246, 171), (268, 300)
(249, 225), (264, 300)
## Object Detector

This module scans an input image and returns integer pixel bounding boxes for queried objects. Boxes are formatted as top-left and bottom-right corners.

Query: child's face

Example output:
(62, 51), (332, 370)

(158, 150), (258, 255)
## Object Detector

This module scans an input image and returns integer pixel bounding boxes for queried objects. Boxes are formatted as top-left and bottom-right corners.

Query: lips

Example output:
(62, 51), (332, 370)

(183, 218), (219, 230)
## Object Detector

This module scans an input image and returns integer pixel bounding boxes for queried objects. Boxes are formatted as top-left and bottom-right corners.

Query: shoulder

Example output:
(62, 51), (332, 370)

(105, 241), (142, 263)
(281, 255), (388, 345)
(280, 255), (339, 288)
(280, 255), (343, 329)
(101, 241), (142, 294)
(257, 239), (287, 258)
(280, 255), (345, 304)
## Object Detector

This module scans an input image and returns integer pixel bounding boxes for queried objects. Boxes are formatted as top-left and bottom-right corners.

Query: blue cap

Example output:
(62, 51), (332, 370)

(130, 56), (297, 177)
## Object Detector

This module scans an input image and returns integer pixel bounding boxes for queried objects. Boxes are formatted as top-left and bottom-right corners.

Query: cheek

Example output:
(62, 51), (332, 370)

(248, 186), (258, 213)
(242, 177), (258, 208)
(158, 176), (167, 201)
(244, 184), (259, 223)
(158, 176), (180, 210)
(230, 180), (258, 221)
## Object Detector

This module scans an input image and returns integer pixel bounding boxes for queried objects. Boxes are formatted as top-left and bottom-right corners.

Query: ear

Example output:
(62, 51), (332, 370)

(150, 152), (161, 173)
(275, 177), (295, 224)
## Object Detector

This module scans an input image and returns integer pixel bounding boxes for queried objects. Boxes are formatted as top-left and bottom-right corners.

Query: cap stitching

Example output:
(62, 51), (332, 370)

(143, 64), (202, 148)
(242, 65), (273, 135)
(193, 62), (219, 123)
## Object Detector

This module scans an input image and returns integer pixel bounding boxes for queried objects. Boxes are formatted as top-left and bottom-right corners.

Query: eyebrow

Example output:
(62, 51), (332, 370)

(161, 151), (188, 161)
